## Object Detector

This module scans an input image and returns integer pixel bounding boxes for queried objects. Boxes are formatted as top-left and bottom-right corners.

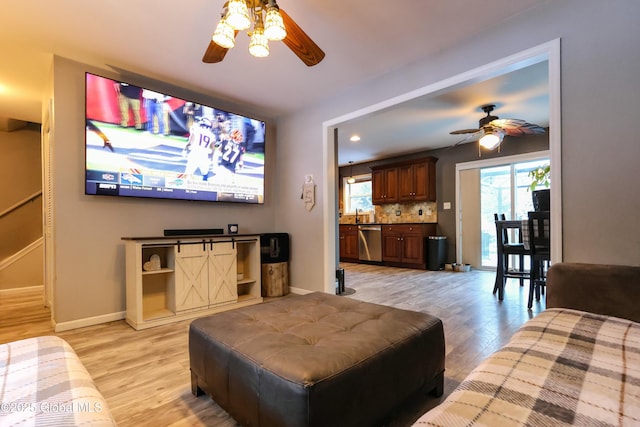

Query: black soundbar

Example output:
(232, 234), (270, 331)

(163, 228), (224, 236)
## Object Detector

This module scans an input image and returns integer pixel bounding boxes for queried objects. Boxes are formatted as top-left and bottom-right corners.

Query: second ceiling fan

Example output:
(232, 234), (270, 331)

(450, 104), (546, 151)
(203, 0), (325, 67)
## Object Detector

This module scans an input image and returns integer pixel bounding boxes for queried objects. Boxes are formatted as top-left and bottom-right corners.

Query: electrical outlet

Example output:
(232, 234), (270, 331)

(395, 210), (401, 216)
(418, 209), (423, 215)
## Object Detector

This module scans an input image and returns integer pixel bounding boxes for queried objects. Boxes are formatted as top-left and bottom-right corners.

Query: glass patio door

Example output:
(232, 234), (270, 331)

(479, 158), (549, 268)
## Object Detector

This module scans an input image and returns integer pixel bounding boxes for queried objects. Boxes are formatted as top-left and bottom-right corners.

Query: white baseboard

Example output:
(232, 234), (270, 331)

(0, 285), (44, 295)
(54, 311), (126, 332)
(0, 238), (43, 270)
(288, 286), (314, 295)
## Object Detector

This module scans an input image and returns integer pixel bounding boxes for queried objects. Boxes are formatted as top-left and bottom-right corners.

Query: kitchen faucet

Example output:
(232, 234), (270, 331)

(355, 208), (360, 224)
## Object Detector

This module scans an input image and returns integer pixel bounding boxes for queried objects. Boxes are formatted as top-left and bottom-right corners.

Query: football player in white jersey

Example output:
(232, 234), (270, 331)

(183, 117), (215, 181)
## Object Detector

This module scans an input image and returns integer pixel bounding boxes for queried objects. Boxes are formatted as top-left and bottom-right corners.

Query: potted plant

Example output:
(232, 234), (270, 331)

(528, 164), (550, 211)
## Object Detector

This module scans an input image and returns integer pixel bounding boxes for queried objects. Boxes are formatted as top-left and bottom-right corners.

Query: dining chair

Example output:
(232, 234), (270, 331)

(493, 215), (530, 301)
(493, 213), (520, 281)
(527, 211), (551, 308)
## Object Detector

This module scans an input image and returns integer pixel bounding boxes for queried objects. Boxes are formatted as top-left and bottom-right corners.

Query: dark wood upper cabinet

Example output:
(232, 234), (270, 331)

(372, 157), (436, 205)
(372, 167), (398, 204)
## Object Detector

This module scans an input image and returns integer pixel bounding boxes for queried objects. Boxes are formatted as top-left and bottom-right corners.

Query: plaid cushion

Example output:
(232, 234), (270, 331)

(0, 335), (116, 426)
(415, 308), (640, 426)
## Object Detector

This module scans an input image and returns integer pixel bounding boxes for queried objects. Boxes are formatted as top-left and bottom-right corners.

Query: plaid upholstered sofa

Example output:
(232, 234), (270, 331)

(415, 262), (640, 426)
(0, 335), (116, 426)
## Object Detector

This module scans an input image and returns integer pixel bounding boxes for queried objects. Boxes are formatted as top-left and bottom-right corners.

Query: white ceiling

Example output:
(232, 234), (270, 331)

(337, 61), (549, 165)
(0, 0), (550, 164)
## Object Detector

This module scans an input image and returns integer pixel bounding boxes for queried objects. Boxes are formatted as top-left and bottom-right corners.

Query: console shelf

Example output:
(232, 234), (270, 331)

(123, 234), (263, 330)
(142, 268), (174, 275)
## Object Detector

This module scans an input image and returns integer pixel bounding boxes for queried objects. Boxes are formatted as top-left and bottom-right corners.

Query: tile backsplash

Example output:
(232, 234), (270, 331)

(340, 201), (437, 224)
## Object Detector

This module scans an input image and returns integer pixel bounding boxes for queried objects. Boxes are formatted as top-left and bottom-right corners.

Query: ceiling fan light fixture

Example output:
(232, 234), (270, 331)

(249, 25), (270, 58)
(264, 7), (287, 41)
(204, 0), (324, 66)
(226, 0), (251, 31)
(479, 128), (504, 150)
(212, 17), (236, 49)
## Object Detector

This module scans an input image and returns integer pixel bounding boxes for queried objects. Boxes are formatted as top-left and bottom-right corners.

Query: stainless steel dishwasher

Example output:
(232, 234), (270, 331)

(358, 225), (382, 262)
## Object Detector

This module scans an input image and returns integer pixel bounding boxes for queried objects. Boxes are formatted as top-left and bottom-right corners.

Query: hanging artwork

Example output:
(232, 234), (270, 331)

(301, 175), (315, 211)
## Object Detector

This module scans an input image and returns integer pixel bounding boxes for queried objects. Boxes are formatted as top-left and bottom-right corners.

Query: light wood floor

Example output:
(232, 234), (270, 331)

(0, 264), (545, 426)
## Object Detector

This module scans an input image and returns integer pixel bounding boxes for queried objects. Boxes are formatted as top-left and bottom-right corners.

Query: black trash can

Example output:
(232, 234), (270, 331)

(427, 236), (447, 271)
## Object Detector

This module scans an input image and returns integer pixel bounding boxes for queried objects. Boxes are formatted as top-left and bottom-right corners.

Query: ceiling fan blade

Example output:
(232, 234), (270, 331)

(491, 118), (546, 136)
(202, 41), (229, 63)
(280, 9), (325, 66)
(450, 128), (480, 135)
(202, 31), (239, 63)
(453, 130), (484, 146)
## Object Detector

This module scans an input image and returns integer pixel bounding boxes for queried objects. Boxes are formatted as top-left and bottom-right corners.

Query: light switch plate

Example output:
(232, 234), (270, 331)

(443, 202), (451, 210)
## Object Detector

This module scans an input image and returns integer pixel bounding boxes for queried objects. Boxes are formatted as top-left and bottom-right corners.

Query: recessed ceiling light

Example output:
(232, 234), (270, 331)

(350, 135), (361, 142)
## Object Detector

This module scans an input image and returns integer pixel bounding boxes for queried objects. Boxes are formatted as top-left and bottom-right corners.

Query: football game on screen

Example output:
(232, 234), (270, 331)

(85, 73), (265, 204)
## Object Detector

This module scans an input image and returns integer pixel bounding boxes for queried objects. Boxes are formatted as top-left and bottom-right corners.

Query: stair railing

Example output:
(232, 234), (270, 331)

(0, 191), (42, 219)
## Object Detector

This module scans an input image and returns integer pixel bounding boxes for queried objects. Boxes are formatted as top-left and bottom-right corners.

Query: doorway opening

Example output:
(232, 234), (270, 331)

(323, 40), (561, 294)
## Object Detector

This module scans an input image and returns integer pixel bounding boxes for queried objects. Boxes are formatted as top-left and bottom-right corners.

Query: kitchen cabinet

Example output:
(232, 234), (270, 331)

(124, 235), (262, 330)
(398, 159), (436, 202)
(372, 157), (437, 205)
(381, 224), (436, 269)
(372, 167), (398, 204)
(339, 225), (359, 261)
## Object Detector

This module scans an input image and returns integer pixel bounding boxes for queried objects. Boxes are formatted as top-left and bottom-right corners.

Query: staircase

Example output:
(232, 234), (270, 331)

(0, 121), (44, 291)
(0, 193), (43, 291)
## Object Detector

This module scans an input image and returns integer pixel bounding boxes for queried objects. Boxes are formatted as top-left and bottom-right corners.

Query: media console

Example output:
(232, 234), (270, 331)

(122, 234), (263, 330)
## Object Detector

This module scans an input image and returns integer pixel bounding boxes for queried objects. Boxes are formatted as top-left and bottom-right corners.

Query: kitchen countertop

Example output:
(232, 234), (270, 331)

(340, 222), (437, 226)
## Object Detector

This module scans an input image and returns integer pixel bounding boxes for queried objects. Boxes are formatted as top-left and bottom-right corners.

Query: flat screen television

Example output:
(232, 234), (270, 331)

(85, 72), (265, 204)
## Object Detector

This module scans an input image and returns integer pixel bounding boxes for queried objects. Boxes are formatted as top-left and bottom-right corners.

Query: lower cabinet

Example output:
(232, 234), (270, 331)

(381, 224), (436, 269)
(124, 235), (262, 330)
(339, 225), (359, 261)
(174, 241), (238, 311)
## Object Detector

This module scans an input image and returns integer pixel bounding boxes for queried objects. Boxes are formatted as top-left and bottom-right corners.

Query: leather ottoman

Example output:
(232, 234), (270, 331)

(189, 292), (444, 427)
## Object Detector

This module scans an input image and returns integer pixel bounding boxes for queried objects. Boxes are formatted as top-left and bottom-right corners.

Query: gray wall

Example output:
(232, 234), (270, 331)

(50, 57), (279, 325)
(275, 0), (640, 293)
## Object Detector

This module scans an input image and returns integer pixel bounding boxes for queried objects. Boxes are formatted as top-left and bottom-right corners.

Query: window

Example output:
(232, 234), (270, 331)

(343, 174), (373, 213)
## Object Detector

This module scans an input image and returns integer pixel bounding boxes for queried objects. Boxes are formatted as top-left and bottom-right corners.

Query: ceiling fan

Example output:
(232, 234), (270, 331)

(450, 104), (546, 151)
(202, 0), (325, 66)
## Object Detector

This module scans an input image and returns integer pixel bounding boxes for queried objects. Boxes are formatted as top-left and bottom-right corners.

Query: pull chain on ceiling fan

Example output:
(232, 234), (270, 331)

(450, 104), (546, 155)
(203, 0), (325, 66)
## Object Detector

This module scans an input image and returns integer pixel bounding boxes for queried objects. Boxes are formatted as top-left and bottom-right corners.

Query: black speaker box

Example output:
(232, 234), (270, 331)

(163, 228), (224, 236)
(260, 233), (290, 263)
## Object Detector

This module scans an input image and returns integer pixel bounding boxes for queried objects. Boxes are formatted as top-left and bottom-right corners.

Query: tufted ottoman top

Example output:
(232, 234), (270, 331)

(190, 292), (442, 386)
